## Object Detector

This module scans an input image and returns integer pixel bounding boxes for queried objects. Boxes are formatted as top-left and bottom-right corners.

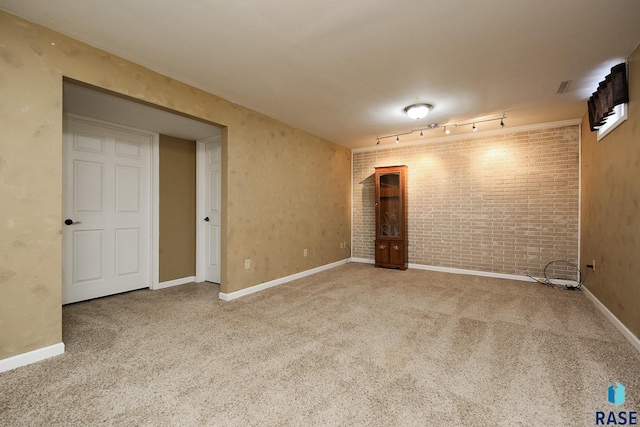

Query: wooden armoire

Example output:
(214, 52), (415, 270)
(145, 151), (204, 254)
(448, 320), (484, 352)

(374, 165), (408, 270)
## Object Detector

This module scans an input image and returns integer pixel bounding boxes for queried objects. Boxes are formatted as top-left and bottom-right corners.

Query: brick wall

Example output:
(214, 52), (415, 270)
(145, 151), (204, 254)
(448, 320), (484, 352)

(352, 125), (580, 278)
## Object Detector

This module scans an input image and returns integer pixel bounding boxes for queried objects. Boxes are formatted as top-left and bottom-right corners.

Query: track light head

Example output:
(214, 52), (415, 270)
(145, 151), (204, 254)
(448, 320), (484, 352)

(472, 123), (477, 132)
(419, 130), (424, 138)
(444, 126), (450, 135)
(500, 118), (505, 128)
(395, 135), (400, 143)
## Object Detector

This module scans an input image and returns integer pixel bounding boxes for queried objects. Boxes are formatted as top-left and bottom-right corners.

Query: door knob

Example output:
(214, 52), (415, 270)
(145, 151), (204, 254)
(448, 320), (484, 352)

(64, 219), (81, 225)
(204, 217), (210, 222)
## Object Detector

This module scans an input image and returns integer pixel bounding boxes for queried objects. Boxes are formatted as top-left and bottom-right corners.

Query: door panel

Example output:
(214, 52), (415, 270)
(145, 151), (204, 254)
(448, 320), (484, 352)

(375, 240), (390, 265)
(115, 140), (141, 158)
(63, 117), (152, 304)
(207, 226), (220, 269)
(390, 243), (404, 265)
(115, 228), (141, 276)
(73, 230), (104, 283)
(74, 161), (104, 213)
(74, 132), (104, 153)
(115, 165), (140, 212)
(203, 139), (221, 283)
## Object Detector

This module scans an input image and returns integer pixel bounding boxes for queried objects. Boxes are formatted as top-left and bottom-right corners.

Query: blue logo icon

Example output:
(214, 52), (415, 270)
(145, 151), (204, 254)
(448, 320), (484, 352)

(608, 382), (626, 407)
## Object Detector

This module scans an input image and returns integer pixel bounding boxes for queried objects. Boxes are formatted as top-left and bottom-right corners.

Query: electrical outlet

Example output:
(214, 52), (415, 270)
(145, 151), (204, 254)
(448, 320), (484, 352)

(244, 258), (251, 270)
(304, 248), (308, 257)
(339, 242), (344, 249)
(592, 259), (596, 271)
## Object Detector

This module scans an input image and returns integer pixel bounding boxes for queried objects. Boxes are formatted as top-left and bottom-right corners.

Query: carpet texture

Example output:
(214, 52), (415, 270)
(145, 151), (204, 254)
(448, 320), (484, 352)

(1, 263), (639, 426)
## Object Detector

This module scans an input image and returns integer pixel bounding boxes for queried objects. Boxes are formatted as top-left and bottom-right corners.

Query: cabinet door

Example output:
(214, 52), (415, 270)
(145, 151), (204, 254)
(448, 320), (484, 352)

(377, 172), (402, 238)
(390, 242), (404, 265)
(375, 240), (390, 264)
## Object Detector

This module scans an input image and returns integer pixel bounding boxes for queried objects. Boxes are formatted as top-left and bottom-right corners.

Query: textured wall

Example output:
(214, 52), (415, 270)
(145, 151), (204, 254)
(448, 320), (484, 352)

(0, 11), (351, 360)
(581, 46), (640, 339)
(353, 125), (580, 277)
(159, 135), (196, 282)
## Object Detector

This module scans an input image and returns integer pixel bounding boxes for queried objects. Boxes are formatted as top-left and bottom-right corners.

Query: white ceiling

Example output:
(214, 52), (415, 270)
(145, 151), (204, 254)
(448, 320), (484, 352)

(3, 1), (640, 148)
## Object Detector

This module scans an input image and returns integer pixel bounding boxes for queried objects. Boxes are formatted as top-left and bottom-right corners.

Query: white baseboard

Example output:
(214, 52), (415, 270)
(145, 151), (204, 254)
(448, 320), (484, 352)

(350, 258), (539, 282)
(408, 262), (539, 282)
(219, 259), (349, 301)
(581, 286), (640, 353)
(349, 257), (374, 264)
(0, 343), (65, 373)
(155, 276), (196, 290)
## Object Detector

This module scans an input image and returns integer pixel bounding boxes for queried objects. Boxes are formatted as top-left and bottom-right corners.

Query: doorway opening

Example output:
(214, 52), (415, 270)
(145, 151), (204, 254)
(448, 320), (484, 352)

(62, 79), (224, 303)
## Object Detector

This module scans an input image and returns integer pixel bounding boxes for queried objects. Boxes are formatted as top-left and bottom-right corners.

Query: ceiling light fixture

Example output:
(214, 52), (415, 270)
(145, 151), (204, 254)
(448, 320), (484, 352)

(374, 114), (506, 145)
(404, 103), (433, 120)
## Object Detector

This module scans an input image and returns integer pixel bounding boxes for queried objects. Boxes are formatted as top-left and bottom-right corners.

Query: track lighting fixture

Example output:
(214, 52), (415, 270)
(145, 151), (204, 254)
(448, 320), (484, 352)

(374, 114), (506, 145)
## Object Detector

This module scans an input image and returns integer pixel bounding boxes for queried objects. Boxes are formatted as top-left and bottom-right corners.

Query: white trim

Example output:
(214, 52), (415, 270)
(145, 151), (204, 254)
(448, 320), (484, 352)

(352, 119), (583, 153)
(196, 141), (206, 283)
(219, 259), (348, 301)
(349, 257), (375, 265)
(577, 122), (582, 272)
(63, 113), (155, 137)
(155, 276), (197, 290)
(408, 262), (539, 282)
(350, 151), (354, 259)
(352, 259), (582, 287)
(582, 286), (640, 353)
(350, 258), (539, 282)
(544, 278), (581, 287)
(151, 133), (160, 290)
(0, 343), (65, 373)
(597, 103), (627, 141)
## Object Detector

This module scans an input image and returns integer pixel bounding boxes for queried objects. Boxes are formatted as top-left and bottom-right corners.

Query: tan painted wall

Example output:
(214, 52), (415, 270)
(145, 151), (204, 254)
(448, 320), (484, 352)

(581, 45), (640, 339)
(159, 135), (196, 282)
(0, 11), (351, 360)
(353, 125), (580, 277)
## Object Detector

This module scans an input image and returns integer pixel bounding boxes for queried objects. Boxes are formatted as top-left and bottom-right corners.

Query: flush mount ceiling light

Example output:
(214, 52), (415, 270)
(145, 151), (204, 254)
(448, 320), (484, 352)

(404, 103), (433, 120)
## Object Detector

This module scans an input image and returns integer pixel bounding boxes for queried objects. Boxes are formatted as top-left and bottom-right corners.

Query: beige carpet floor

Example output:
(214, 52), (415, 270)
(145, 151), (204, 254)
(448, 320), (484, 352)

(1, 263), (639, 426)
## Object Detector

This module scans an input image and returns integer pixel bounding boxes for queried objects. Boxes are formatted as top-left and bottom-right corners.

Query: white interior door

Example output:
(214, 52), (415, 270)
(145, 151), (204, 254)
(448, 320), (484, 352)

(63, 116), (152, 304)
(201, 138), (221, 283)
